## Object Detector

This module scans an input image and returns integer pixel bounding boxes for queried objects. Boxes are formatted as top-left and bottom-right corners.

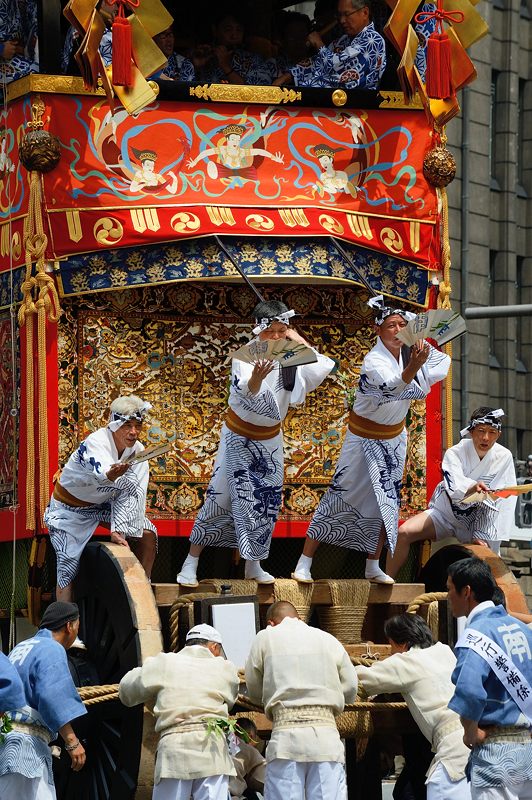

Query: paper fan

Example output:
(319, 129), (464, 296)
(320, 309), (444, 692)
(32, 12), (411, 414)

(396, 310), (466, 347)
(461, 483), (532, 504)
(124, 442), (173, 465)
(230, 339), (318, 367)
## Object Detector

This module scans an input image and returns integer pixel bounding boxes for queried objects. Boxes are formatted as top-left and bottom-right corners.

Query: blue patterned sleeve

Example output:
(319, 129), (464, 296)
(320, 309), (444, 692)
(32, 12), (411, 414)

(99, 29), (113, 67)
(449, 646), (490, 721)
(36, 649), (87, 731)
(414, 3), (437, 83)
(237, 50), (270, 85)
(180, 57), (195, 82)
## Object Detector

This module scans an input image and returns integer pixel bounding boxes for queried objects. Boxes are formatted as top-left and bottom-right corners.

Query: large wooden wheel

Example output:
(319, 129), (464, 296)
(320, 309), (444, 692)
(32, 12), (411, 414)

(53, 542), (162, 800)
(420, 542), (529, 613)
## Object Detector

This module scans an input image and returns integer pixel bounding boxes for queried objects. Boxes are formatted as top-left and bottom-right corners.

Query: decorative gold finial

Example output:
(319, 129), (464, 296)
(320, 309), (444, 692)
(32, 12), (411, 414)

(19, 95), (61, 173)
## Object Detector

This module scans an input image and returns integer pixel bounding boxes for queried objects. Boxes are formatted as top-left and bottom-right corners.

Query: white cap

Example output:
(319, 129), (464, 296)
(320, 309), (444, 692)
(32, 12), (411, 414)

(186, 623), (223, 645)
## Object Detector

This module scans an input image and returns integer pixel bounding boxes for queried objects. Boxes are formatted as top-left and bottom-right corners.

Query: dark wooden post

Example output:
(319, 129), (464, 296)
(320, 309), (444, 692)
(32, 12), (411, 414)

(36, 0), (63, 75)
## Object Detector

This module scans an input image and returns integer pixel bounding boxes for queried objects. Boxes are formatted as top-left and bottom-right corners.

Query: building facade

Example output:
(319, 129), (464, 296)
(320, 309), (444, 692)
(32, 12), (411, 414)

(446, 0), (532, 464)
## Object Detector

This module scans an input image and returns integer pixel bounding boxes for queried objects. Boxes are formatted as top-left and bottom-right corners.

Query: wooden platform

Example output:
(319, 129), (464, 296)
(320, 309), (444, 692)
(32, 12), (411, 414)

(152, 581), (426, 608)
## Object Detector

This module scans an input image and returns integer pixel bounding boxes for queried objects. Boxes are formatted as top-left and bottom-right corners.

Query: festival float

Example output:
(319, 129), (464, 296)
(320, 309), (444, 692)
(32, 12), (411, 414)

(0, 1), (528, 798)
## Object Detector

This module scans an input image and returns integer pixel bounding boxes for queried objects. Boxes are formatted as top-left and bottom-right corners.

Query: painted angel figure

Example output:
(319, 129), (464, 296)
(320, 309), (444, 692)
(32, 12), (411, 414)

(310, 114), (368, 199)
(129, 147), (178, 195)
(186, 123), (284, 183)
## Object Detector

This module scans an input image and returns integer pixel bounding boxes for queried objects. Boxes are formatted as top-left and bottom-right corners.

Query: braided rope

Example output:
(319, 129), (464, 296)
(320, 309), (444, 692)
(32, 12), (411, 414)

(78, 684), (120, 705)
(316, 580), (370, 644)
(168, 592), (220, 652)
(406, 591), (448, 615)
(273, 579), (314, 624)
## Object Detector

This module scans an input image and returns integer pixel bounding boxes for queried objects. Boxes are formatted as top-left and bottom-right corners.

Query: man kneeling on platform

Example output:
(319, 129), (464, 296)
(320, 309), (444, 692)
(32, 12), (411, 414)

(119, 623), (240, 800)
(387, 407), (516, 579)
(245, 601), (358, 800)
(44, 395), (158, 602)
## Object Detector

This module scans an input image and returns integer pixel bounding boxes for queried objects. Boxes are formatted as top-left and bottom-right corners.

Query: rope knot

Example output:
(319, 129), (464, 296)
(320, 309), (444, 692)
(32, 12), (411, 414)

(415, 9), (465, 25)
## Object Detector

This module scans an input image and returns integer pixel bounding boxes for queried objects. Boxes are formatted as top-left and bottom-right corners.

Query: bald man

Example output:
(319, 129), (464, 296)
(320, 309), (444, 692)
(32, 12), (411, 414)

(245, 601), (358, 799)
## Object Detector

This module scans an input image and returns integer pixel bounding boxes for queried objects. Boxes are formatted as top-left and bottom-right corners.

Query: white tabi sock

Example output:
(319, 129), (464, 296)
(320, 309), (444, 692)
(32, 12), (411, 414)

(295, 554), (313, 571)
(245, 560), (275, 584)
(176, 554), (200, 585)
(364, 558), (394, 584)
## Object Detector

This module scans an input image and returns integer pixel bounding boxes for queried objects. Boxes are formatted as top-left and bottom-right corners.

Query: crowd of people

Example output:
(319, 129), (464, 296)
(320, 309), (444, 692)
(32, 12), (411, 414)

(0, 0), (437, 91)
(1, 559), (531, 799)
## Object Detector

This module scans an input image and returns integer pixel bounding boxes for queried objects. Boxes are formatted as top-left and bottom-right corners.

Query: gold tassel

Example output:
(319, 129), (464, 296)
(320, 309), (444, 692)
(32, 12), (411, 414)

(18, 171), (60, 530)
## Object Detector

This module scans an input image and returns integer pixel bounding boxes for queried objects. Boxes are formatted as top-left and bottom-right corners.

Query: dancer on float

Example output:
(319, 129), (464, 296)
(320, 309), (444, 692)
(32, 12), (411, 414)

(387, 407), (516, 578)
(292, 294), (450, 585)
(176, 300), (335, 587)
(45, 395), (157, 601)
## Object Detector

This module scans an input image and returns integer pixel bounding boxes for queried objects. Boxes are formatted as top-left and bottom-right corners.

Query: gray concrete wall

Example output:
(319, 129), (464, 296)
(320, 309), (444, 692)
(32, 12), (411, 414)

(445, 0), (532, 460)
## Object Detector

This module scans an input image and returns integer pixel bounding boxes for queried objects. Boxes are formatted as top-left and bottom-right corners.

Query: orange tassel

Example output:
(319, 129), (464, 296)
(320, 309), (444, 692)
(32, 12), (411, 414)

(112, 10), (132, 87)
(425, 32), (453, 100)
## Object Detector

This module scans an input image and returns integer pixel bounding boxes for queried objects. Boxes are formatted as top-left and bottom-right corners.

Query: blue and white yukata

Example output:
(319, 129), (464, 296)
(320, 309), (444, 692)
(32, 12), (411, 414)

(44, 427), (156, 589)
(189, 351), (335, 561)
(0, 629), (86, 799)
(450, 602), (532, 800)
(306, 338), (450, 555)
(428, 438), (516, 552)
(414, 3), (437, 84)
(152, 52), (195, 81)
(0, 0), (38, 83)
(200, 48), (271, 86)
(289, 23), (386, 90)
(0, 652), (25, 711)
(61, 26), (113, 74)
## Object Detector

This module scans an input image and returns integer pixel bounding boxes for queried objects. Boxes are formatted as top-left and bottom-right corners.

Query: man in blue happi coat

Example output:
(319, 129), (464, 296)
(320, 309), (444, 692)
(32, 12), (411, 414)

(274, 0), (386, 90)
(0, 601), (87, 799)
(447, 557), (532, 800)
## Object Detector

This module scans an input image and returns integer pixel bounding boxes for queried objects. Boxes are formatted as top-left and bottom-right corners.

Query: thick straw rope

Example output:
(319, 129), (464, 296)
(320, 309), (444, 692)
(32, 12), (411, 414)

(78, 684), (119, 705)
(316, 580), (370, 644)
(18, 171), (61, 529)
(407, 591), (448, 640)
(201, 579), (259, 596)
(169, 592), (220, 653)
(273, 579), (314, 623)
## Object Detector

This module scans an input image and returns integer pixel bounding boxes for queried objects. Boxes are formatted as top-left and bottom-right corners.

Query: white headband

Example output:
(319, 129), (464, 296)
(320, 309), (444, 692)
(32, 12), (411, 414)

(108, 401), (152, 432)
(252, 309), (296, 335)
(367, 295), (416, 326)
(460, 408), (504, 438)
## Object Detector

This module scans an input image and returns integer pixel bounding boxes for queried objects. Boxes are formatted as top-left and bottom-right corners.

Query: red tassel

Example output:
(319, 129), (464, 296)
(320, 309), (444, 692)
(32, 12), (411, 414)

(425, 31), (453, 100)
(112, 10), (132, 87)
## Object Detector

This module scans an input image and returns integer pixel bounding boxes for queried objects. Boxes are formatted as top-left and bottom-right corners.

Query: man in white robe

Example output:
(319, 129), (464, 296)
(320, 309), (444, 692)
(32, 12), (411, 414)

(119, 623), (240, 800)
(245, 601), (358, 800)
(292, 295), (450, 585)
(44, 395), (157, 602)
(387, 407), (517, 578)
(357, 613), (471, 800)
(176, 300), (335, 587)
(229, 718), (266, 800)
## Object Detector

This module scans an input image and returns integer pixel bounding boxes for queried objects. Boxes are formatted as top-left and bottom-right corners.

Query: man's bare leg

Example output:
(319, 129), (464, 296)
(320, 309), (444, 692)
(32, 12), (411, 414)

(292, 537), (320, 582)
(56, 583), (74, 603)
(386, 511), (437, 579)
(128, 529), (157, 580)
